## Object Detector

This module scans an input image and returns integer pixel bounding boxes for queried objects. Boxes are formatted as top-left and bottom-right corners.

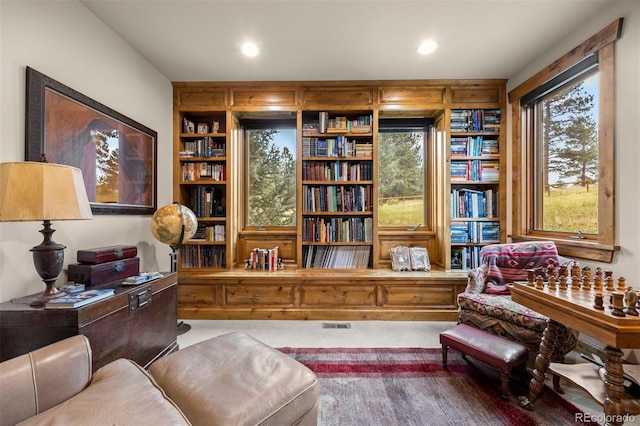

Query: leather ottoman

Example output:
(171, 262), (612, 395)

(440, 323), (528, 399)
(149, 332), (319, 426)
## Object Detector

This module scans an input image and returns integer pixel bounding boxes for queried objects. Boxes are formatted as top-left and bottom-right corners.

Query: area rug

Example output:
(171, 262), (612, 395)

(278, 347), (599, 426)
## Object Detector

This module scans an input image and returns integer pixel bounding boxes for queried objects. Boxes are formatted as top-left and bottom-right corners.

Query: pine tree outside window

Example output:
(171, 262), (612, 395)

(245, 124), (297, 228)
(377, 118), (430, 228)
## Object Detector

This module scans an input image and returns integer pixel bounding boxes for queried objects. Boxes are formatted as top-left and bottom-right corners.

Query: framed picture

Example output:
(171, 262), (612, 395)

(25, 67), (157, 215)
(196, 122), (209, 134)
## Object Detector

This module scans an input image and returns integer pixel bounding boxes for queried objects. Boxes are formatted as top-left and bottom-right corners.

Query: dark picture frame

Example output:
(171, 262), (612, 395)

(25, 66), (157, 215)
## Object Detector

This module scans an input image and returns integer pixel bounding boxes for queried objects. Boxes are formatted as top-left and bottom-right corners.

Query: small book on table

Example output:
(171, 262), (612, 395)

(44, 288), (115, 309)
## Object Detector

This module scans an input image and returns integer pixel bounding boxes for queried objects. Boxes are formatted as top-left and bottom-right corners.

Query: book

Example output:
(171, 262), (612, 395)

(44, 288), (115, 309)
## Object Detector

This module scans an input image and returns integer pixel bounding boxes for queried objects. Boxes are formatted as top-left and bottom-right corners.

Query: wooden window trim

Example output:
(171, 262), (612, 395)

(509, 18), (623, 263)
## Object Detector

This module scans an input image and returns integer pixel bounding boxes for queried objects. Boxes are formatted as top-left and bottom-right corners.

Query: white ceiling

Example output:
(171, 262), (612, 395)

(80, 0), (611, 82)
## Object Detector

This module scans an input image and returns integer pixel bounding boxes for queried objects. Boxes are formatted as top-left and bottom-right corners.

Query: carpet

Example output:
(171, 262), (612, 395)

(278, 347), (599, 426)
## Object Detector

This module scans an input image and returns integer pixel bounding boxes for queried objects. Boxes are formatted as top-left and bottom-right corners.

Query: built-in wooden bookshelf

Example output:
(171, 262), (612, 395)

(447, 109), (505, 270)
(175, 111), (229, 270)
(300, 110), (376, 269)
(172, 80), (506, 320)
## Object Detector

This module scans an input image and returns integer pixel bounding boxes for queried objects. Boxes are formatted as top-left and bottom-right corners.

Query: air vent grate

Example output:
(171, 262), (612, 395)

(322, 323), (351, 329)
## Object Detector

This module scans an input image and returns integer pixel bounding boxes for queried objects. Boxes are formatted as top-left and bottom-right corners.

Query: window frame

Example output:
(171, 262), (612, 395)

(509, 18), (623, 262)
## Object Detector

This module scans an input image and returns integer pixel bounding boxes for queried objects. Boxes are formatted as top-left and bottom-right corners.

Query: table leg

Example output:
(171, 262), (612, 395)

(518, 320), (560, 410)
(603, 346), (626, 426)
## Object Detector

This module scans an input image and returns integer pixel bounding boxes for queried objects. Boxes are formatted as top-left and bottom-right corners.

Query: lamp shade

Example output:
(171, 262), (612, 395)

(0, 162), (93, 222)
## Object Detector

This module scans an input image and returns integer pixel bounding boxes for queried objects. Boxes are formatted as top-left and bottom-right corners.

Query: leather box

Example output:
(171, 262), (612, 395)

(77, 245), (138, 264)
(68, 257), (140, 286)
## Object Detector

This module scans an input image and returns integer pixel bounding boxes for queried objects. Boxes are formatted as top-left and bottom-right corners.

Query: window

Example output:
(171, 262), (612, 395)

(377, 118), (431, 228)
(528, 60), (599, 234)
(245, 119), (297, 228)
(509, 19), (622, 261)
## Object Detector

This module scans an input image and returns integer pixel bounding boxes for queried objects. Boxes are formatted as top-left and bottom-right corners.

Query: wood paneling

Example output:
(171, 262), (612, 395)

(231, 88), (297, 106)
(175, 87), (227, 108)
(379, 86), (446, 105)
(302, 87), (373, 106)
(450, 86), (501, 104)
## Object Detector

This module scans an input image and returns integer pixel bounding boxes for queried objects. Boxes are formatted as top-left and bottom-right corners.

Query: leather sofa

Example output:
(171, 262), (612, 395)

(0, 332), (319, 426)
(457, 241), (578, 361)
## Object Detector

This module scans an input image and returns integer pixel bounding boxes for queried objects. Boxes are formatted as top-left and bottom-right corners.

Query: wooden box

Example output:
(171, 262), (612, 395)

(0, 273), (178, 371)
(77, 245), (138, 264)
(68, 257), (140, 285)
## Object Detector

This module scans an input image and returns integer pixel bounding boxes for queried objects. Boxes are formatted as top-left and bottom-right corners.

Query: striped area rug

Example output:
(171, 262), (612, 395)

(278, 347), (599, 426)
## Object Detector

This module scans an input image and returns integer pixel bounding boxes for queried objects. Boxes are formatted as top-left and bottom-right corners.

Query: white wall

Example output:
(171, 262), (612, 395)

(0, 1), (174, 301)
(506, 0), (640, 280)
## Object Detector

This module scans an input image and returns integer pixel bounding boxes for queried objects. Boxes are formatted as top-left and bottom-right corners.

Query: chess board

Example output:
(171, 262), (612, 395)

(510, 281), (640, 349)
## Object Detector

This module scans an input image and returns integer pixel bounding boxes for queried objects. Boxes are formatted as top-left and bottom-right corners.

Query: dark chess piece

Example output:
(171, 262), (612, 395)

(593, 292), (604, 310)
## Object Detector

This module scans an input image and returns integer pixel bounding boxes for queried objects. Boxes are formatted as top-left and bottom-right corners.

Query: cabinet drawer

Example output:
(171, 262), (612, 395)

(300, 285), (376, 306)
(383, 285), (456, 307)
(179, 285), (216, 304)
(223, 285), (295, 306)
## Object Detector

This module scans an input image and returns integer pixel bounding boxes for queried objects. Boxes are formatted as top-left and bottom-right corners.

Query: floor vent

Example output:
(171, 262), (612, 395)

(322, 323), (351, 329)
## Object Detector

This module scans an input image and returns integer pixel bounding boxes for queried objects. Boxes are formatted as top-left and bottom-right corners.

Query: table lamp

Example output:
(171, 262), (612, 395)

(0, 162), (93, 303)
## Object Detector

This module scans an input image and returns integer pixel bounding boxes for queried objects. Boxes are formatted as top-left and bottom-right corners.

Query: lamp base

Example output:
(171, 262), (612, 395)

(30, 220), (65, 304)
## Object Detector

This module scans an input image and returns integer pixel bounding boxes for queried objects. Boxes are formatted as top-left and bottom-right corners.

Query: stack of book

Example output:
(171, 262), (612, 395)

(44, 288), (115, 309)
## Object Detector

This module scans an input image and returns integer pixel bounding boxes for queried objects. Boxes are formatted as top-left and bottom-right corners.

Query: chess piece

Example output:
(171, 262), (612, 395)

(558, 265), (568, 278)
(624, 287), (638, 316)
(593, 275), (603, 291)
(535, 275), (544, 290)
(571, 263), (581, 279)
(593, 292), (604, 310)
(559, 275), (567, 290)
(582, 275), (591, 291)
(548, 275), (557, 291)
(527, 269), (535, 286)
(610, 292), (626, 317)
(618, 277), (626, 291)
(595, 267), (603, 280)
(571, 275), (580, 291)
(605, 275), (615, 291)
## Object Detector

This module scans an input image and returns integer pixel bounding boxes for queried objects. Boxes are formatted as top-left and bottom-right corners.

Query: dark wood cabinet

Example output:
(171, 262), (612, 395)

(0, 272), (178, 371)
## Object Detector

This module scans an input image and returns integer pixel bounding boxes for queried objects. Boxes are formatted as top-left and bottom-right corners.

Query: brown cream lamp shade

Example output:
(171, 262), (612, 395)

(0, 162), (93, 305)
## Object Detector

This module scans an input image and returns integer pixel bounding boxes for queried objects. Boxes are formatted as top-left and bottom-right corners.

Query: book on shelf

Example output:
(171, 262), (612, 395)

(44, 288), (115, 309)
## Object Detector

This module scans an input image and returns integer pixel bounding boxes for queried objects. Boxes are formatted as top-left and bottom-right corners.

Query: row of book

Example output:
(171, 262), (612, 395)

(450, 160), (499, 181)
(302, 216), (373, 243)
(189, 186), (226, 218)
(450, 221), (501, 243)
(302, 245), (371, 269)
(182, 162), (226, 182)
(303, 185), (372, 213)
(246, 246), (280, 271)
(450, 109), (501, 132)
(180, 138), (225, 158)
(451, 188), (498, 218)
(192, 223), (226, 242)
(450, 136), (499, 157)
(305, 113), (373, 134)
(181, 245), (226, 268)
(303, 161), (373, 182)
(451, 246), (482, 270)
(302, 137), (373, 158)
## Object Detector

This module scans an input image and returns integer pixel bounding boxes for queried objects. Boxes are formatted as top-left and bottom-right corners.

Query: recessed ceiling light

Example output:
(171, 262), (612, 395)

(241, 42), (259, 58)
(417, 39), (438, 55)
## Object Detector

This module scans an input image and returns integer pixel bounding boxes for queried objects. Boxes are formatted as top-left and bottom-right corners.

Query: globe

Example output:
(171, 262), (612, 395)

(150, 203), (198, 248)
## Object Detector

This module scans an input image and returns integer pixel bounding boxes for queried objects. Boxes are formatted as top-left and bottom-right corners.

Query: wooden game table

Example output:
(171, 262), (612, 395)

(510, 281), (640, 426)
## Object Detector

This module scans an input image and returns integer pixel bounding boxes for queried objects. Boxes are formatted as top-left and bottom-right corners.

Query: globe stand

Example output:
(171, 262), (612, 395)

(164, 202), (192, 336)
